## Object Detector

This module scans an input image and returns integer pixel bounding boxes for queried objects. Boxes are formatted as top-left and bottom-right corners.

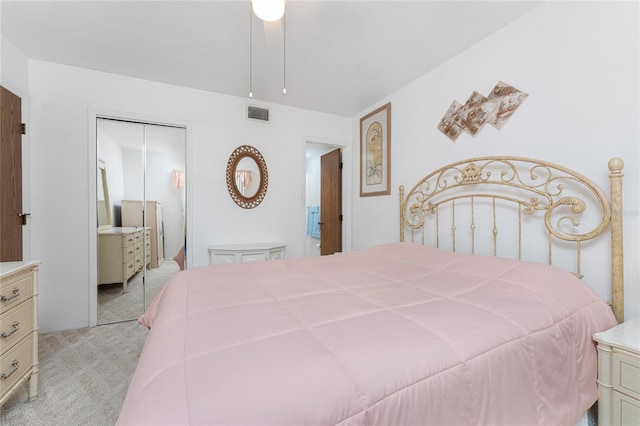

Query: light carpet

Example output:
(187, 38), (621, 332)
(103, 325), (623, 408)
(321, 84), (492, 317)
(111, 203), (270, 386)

(1, 261), (179, 425)
(0, 321), (148, 425)
(98, 260), (180, 324)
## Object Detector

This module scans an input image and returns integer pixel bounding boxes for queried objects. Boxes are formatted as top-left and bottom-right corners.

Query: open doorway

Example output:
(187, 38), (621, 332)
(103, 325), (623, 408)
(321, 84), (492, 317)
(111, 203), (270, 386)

(305, 142), (343, 256)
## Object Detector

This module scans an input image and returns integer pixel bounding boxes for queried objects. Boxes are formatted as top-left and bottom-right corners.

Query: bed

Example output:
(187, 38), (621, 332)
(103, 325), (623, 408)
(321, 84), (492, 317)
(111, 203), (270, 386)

(117, 156), (624, 425)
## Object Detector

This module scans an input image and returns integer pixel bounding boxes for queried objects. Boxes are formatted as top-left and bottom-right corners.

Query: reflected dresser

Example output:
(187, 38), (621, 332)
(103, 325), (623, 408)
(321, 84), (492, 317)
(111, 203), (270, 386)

(0, 260), (41, 406)
(208, 242), (286, 265)
(121, 200), (164, 268)
(98, 227), (151, 292)
(594, 317), (640, 426)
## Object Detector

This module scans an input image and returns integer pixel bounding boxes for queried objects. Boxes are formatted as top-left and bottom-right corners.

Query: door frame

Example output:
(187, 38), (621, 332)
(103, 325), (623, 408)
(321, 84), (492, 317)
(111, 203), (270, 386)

(87, 108), (192, 327)
(301, 138), (351, 257)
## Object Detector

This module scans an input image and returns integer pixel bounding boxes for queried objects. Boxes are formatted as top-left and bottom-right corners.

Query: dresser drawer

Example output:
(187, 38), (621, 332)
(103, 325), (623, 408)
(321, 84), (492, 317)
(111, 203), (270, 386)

(122, 233), (137, 247)
(133, 230), (144, 245)
(613, 390), (640, 426)
(125, 257), (136, 279)
(135, 252), (143, 271)
(613, 349), (640, 400)
(0, 271), (34, 314)
(0, 334), (33, 399)
(0, 299), (33, 356)
(123, 241), (136, 261)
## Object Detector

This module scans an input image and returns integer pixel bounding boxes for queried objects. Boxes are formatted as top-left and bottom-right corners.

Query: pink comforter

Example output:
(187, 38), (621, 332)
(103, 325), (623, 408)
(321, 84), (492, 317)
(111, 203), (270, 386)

(118, 243), (616, 425)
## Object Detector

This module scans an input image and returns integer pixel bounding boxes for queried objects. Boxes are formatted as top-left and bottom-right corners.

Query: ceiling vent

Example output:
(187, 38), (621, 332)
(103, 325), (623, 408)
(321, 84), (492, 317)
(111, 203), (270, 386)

(247, 105), (270, 123)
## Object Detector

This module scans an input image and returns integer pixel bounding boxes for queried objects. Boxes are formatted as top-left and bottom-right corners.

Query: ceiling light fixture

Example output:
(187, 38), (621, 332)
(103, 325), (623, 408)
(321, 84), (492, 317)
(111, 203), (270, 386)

(251, 0), (285, 22)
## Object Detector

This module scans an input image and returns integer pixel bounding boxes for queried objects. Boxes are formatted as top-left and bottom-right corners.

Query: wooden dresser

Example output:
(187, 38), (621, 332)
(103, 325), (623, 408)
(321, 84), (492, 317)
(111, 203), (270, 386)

(208, 242), (286, 265)
(594, 317), (640, 425)
(121, 200), (164, 268)
(0, 260), (40, 406)
(98, 227), (150, 292)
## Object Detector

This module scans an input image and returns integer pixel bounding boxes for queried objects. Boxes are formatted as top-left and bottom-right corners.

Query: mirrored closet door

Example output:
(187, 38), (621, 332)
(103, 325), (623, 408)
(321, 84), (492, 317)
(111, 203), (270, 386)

(96, 118), (186, 324)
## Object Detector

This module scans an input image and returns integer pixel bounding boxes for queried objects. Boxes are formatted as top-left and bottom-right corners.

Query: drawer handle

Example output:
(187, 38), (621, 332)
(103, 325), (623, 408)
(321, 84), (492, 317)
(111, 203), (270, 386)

(0, 288), (20, 302)
(0, 321), (20, 338)
(1, 360), (19, 380)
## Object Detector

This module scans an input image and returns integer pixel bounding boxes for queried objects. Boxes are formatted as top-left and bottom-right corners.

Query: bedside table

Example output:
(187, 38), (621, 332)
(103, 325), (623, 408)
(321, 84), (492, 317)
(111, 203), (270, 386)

(593, 317), (640, 426)
(208, 242), (285, 265)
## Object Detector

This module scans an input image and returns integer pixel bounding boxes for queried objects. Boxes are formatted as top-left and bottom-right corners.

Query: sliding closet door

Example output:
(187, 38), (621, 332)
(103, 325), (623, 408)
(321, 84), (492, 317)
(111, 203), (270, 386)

(141, 124), (186, 310)
(96, 118), (186, 325)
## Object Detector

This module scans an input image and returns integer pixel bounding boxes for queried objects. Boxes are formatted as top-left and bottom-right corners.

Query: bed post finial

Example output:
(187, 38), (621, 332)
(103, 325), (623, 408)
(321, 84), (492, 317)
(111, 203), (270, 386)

(608, 157), (624, 323)
(399, 185), (405, 242)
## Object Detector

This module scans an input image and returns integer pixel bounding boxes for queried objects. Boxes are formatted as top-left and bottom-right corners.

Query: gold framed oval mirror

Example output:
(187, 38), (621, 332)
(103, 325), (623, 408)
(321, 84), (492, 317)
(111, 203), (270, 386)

(226, 145), (269, 209)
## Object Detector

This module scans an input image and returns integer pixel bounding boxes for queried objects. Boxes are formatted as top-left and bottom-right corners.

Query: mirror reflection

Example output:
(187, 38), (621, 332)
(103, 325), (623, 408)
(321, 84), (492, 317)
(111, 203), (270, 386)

(96, 118), (187, 325)
(97, 160), (111, 229)
(235, 156), (260, 197)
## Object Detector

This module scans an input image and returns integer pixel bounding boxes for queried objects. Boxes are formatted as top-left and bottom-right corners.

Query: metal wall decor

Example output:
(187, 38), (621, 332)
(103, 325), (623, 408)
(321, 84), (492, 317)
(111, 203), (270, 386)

(438, 81), (528, 142)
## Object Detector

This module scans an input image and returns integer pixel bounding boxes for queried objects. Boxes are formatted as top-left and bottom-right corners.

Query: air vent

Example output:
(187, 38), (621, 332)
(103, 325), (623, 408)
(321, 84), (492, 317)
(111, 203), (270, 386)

(247, 105), (270, 123)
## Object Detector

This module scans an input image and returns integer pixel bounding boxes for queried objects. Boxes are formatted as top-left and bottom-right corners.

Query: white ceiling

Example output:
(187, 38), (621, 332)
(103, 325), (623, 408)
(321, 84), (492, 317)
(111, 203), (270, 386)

(1, 0), (542, 117)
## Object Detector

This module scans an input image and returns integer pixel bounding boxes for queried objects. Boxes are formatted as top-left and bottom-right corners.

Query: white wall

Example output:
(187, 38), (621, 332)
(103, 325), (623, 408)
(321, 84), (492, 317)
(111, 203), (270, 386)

(352, 2), (639, 320)
(28, 61), (351, 332)
(10, 1), (640, 331)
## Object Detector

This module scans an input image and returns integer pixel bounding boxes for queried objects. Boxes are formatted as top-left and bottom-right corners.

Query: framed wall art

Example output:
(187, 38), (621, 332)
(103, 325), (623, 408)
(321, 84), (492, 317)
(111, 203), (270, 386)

(360, 102), (391, 196)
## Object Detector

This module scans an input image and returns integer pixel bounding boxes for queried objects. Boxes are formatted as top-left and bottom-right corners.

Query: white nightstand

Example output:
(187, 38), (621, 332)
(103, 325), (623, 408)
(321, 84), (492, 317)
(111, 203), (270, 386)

(208, 242), (286, 265)
(593, 317), (640, 426)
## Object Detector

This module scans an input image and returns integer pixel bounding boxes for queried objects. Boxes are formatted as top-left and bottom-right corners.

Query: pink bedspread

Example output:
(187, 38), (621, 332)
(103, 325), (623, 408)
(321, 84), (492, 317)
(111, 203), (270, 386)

(118, 243), (616, 425)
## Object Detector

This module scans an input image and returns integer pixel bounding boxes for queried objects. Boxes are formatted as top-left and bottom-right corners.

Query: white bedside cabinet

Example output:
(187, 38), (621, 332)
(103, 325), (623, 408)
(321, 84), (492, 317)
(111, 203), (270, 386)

(593, 317), (640, 426)
(209, 242), (286, 265)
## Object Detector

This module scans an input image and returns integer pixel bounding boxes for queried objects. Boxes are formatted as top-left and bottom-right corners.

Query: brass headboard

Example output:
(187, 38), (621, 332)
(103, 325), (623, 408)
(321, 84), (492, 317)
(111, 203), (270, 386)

(399, 157), (624, 323)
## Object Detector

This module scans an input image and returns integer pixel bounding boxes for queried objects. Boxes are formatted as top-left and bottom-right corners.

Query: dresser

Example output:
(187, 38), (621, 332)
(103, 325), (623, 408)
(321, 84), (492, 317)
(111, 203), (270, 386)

(0, 260), (40, 406)
(98, 227), (150, 292)
(208, 242), (286, 265)
(594, 317), (640, 426)
(121, 200), (164, 268)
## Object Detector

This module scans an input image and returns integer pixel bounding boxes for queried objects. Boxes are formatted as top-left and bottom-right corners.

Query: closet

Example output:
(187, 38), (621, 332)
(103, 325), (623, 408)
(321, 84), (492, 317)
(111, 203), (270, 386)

(122, 200), (164, 268)
(96, 118), (186, 324)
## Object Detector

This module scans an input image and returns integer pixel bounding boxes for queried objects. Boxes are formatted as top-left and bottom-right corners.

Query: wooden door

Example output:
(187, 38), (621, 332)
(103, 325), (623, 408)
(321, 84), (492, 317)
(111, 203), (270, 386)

(0, 86), (23, 261)
(320, 149), (342, 255)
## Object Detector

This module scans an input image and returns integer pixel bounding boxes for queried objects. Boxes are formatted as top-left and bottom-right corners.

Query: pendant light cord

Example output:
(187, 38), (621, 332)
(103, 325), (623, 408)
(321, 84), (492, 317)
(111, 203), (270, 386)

(249, 2), (253, 98)
(283, 14), (287, 95)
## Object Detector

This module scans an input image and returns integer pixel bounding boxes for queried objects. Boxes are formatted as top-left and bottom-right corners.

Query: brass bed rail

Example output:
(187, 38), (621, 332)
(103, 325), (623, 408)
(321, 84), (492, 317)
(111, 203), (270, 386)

(400, 156), (624, 323)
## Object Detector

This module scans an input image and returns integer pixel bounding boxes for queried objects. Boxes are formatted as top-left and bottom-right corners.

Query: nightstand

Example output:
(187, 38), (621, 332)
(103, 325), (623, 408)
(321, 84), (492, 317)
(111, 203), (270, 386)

(208, 242), (285, 265)
(593, 317), (640, 426)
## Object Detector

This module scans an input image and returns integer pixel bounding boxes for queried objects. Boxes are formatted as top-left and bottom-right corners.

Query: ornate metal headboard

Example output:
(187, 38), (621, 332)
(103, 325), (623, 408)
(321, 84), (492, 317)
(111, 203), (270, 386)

(399, 156), (624, 322)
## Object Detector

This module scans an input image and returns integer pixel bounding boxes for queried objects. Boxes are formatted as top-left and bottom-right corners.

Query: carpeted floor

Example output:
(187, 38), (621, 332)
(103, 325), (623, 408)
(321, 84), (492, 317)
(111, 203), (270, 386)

(98, 260), (180, 324)
(0, 321), (148, 426)
(0, 261), (180, 425)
